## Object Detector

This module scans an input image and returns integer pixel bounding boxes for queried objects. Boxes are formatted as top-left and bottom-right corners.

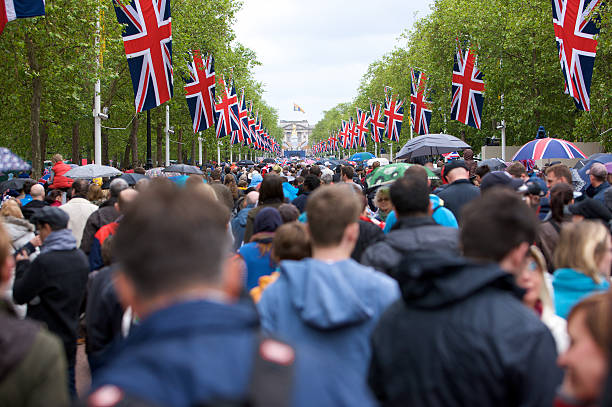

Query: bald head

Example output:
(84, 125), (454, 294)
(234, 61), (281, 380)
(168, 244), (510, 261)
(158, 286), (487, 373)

(30, 184), (45, 200)
(246, 191), (259, 206)
(117, 188), (139, 214)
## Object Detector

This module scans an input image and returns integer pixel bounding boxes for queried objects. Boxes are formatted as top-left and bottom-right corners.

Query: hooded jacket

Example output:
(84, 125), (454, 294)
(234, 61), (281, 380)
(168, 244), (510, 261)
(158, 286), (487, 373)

(0, 300), (69, 407)
(1, 216), (35, 251)
(552, 268), (610, 319)
(383, 195), (458, 233)
(463, 148), (477, 177)
(91, 300), (376, 407)
(231, 203), (255, 250)
(13, 230), (89, 366)
(362, 217), (459, 274)
(48, 161), (74, 190)
(368, 250), (562, 407)
(258, 258), (399, 402)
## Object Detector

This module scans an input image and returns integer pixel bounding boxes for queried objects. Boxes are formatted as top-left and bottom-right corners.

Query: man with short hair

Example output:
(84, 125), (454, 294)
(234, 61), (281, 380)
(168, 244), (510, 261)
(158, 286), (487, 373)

(368, 189), (562, 406)
(80, 178), (129, 254)
(436, 160), (480, 221)
(341, 165), (357, 184)
(13, 207), (89, 397)
(258, 184), (399, 404)
(363, 175), (459, 274)
(506, 162), (529, 181)
(22, 184), (48, 220)
(545, 164), (572, 190)
(60, 179), (98, 246)
(89, 184), (363, 406)
(586, 162), (610, 203)
(89, 188), (138, 271)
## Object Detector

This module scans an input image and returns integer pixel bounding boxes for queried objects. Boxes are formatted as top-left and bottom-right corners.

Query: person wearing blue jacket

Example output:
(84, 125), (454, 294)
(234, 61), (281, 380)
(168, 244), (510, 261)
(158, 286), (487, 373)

(88, 185), (369, 407)
(258, 184), (400, 404)
(552, 220), (611, 319)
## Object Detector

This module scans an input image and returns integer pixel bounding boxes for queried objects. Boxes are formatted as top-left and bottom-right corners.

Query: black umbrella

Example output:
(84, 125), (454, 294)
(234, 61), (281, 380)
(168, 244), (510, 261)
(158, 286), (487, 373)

(0, 178), (35, 191)
(396, 134), (471, 160)
(262, 158), (276, 164)
(478, 158), (508, 171)
(118, 173), (149, 186)
(237, 160), (255, 166)
(162, 164), (203, 175)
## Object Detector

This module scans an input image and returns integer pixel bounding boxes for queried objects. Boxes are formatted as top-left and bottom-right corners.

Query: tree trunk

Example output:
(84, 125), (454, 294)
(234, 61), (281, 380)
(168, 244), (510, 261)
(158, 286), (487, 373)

(122, 142), (131, 170)
(130, 115), (140, 168)
(156, 121), (163, 167)
(40, 121), (49, 168)
(177, 128), (183, 163)
(191, 137), (196, 165)
(71, 122), (80, 164)
(25, 32), (42, 179)
(102, 131), (109, 165)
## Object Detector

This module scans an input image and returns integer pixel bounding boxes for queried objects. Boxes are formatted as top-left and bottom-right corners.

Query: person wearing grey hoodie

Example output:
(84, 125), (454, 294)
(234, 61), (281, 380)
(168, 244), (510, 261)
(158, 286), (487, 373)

(257, 184), (399, 406)
(12, 206), (89, 397)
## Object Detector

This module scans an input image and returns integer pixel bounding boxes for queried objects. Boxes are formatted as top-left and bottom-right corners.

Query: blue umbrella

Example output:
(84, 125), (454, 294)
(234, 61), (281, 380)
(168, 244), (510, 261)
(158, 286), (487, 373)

(0, 148), (31, 172)
(350, 152), (375, 162)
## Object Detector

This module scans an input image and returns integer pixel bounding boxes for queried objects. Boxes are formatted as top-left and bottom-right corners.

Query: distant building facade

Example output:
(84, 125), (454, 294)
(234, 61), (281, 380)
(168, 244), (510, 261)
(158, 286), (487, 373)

(280, 120), (313, 152)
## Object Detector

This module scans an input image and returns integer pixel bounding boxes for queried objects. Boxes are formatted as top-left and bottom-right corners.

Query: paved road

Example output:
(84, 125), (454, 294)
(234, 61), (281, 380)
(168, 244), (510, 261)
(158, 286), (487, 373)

(76, 344), (91, 398)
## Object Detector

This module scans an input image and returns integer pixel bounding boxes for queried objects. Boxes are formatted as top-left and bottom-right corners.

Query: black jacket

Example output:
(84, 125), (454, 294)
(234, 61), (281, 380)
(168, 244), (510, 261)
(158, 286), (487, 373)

(291, 191), (311, 213)
(13, 248), (89, 365)
(368, 250), (562, 407)
(435, 179), (480, 222)
(21, 199), (48, 221)
(352, 220), (384, 263)
(85, 266), (123, 372)
(361, 217), (459, 274)
(80, 200), (119, 254)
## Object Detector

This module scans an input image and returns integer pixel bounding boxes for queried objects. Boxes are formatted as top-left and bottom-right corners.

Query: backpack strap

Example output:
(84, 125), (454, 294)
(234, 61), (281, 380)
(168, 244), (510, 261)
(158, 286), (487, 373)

(549, 220), (561, 234)
(247, 334), (295, 407)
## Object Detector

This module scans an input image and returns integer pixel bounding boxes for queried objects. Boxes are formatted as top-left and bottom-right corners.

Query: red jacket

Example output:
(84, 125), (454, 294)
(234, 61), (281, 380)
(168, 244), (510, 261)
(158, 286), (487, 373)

(48, 162), (74, 190)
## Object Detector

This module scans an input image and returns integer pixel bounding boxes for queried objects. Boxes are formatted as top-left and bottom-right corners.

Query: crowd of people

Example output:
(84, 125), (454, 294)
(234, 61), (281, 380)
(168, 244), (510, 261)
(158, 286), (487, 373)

(1, 151), (612, 406)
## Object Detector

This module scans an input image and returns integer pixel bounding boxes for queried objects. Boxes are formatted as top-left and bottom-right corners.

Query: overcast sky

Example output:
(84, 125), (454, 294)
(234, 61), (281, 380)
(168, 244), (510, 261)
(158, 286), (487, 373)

(235, 0), (434, 126)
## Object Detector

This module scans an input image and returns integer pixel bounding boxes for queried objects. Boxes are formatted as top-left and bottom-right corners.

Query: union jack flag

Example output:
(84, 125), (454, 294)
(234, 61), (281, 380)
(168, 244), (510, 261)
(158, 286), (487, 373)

(184, 50), (215, 133)
(451, 44), (484, 129)
(339, 120), (349, 149)
(214, 77), (240, 139)
(328, 133), (338, 151)
(384, 96), (404, 142)
(1, 0), (45, 35)
(113, 0), (173, 113)
(369, 102), (385, 143)
(348, 118), (358, 149)
(355, 109), (370, 148)
(552, 0), (601, 111)
(410, 69), (432, 135)
(230, 131), (241, 145)
(237, 90), (250, 144)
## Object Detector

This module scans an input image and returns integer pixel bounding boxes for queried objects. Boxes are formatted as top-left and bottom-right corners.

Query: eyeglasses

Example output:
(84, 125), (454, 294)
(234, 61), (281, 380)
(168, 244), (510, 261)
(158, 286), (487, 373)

(377, 197), (390, 202)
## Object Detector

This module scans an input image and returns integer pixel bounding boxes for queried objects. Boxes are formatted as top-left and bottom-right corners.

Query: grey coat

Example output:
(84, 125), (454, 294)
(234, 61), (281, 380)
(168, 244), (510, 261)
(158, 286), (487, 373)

(361, 217), (459, 275)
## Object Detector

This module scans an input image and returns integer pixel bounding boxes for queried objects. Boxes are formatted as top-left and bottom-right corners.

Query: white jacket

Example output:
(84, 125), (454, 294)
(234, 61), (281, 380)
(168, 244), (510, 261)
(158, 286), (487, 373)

(60, 198), (98, 247)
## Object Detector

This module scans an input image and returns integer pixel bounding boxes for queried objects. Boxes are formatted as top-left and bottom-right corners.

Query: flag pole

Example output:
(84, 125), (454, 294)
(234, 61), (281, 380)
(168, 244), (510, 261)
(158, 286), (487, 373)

(93, 1), (102, 165)
(198, 133), (202, 165)
(217, 141), (221, 164)
(375, 142), (378, 157)
(390, 143), (393, 162)
(230, 145), (233, 163)
(165, 105), (170, 167)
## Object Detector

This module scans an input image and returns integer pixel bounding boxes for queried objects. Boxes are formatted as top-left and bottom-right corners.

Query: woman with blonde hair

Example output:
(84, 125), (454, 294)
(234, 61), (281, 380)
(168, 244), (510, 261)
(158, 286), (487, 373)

(516, 246), (568, 353)
(0, 199), (35, 251)
(87, 184), (105, 206)
(374, 187), (392, 222)
(552, 221), (612, 319)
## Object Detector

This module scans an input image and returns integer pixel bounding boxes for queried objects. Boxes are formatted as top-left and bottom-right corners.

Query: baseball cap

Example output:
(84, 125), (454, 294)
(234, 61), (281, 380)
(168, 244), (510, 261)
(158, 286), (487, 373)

(31, 206), (69, 229)
(568, 198), (612, 222)
(480, 171), (525, 193)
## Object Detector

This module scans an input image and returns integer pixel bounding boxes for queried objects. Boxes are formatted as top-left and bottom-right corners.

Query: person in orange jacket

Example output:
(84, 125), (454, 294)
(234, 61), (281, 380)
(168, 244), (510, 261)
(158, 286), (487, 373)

(48, 154), (74, 190)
